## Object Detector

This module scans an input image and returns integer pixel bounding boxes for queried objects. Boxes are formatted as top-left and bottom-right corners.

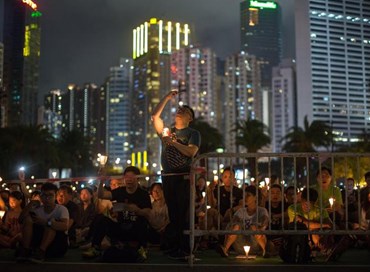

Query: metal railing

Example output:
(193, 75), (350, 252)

(188, 152), (370, 266)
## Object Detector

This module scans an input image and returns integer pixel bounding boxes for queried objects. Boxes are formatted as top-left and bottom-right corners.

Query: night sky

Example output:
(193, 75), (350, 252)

(3, 0), (295, 97)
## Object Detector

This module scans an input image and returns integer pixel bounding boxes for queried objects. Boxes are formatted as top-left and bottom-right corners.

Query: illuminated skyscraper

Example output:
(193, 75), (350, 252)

(106, 58), (133, 167)
(240, 0), (282, 88)
(132, 18), (191, 172)
(295, 0), (370, 146)
(2, 0), (41, 126)
(224, 51), (262, 153)
(0, 42), (4, 127)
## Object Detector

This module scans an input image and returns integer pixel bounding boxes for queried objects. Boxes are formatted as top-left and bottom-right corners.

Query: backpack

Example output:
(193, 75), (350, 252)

(279, 222), (311, 263)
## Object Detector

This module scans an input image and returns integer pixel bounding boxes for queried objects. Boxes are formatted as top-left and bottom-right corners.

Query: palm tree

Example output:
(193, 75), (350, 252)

(190, 118), (224, 155)
(233, 118), (271, 177)
(281, 116), (332, 184)
(282, 116), (332, 152)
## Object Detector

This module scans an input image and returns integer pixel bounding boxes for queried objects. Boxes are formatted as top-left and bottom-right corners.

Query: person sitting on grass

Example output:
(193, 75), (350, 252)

(216, 185), (269, 258)
(17, 183), (69, 263)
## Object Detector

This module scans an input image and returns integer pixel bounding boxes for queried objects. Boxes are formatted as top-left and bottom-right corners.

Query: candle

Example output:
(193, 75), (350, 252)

(329, 197), (334, 208)
(243, 245), (250, 258)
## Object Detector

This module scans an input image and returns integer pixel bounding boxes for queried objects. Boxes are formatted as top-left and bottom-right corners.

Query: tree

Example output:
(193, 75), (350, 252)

(282, 116), (332, 152)
(233, 118), (271, 177)
(190, 118), (224, 155)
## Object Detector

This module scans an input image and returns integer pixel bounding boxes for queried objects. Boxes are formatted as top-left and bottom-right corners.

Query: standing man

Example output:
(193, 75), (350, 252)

(152, 90), (201, 259)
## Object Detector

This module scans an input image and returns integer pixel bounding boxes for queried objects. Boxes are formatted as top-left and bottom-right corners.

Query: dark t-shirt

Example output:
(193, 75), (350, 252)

(111, 186), (151, 224)
(79, 202), (96, 228)
(265, 201), (288, 230)
(66, 200), (80, 228)
(161, 126), (201, 173)
(213, 186), (243, 216)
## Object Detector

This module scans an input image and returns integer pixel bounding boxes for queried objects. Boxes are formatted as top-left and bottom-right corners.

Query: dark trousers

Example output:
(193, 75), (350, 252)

(91, 216), (148, 248)
(162, 173), (190, 252)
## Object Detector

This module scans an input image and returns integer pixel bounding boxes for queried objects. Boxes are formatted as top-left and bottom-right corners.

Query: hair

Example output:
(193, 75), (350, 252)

(80, 187), (93, 196)
(245, 185), (263, 204)
(124, 166), (140, 176)
(301, 188), (318, 203)
(316, 166), (332, 177)
(9, 191), (25, 208)
(150, 182), (163, 193)
(181, 105), (195, 120)
(222, 166), (236, 175)
(58, 184), (73, 195)
(364, 171), (370, 180)
(285, 185), (296, 194)
(41, 182), (58, 193)
(270, 184), (282, 191)
(31, 190), (41, 198)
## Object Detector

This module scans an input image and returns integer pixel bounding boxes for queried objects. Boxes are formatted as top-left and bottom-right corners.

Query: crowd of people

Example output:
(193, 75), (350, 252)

(0, 90), (369, 264)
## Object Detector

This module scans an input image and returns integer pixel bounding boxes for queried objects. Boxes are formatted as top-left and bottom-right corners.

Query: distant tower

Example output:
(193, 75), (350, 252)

(106, 58), (133, 166)
(271, 59), (296, 152)
(2, 0), (41, 126)
(224, 51), (262, 153)
(132, 18), (191, 172)
(240, 0), (282, 89)
(295, 0), (370, 147)
(171, 46), (218, 128)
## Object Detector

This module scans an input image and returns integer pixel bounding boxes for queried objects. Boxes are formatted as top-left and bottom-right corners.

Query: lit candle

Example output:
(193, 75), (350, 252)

(329, 197), (334, 208)
(202, 192), (206, 198)
(243, 245), (250, 258)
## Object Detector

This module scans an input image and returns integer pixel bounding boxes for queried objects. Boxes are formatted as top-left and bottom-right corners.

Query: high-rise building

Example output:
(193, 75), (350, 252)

(2, 0), (41, 126)
(132, 18), (191, 172)
(171, 46), (218, 128)
(106, 58), (133, 166)
(224, 51), (262, 153)
(295, 0), (370, 146)
(0, 42), (5, 127)
(240, 0), (282, 89)
(271, 59), (296, 152)
(43, 89), (63, 139)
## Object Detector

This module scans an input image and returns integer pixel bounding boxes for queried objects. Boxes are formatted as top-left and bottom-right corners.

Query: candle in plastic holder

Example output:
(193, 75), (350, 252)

(162, 127), (170, 137)
(329, 197), (334, 208)
(243, 245), (250, 258)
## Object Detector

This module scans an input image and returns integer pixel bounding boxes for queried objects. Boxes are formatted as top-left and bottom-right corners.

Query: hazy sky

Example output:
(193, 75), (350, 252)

(3, 0), (295, 96)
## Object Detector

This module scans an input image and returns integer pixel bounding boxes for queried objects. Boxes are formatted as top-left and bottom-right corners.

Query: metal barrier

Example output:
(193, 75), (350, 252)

(188, 152), (370, 266)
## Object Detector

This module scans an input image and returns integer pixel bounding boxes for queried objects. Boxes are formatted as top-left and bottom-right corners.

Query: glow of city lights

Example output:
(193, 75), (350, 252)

(133, 29), (136, 59)
(31, 176), (35, 179)
(22, 0), (37, 10)
(140, 24), (144, 55)
(250, 0), (277, 9)
(144, 22), (148, 53)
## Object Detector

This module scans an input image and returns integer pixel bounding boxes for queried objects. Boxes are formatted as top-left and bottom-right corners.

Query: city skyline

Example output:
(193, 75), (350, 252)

(0, 0), (295, 96)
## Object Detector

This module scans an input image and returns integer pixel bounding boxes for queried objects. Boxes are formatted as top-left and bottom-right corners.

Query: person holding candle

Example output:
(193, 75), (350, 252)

(313, 166), (344, 226)
(216, 185), (270, 258)
(152, 90), (201, 260)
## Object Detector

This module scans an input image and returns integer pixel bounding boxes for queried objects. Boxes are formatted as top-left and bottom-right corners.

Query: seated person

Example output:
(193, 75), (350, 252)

(17, 183), (69, 263)
(216, 185), (269, 258)
(285, 186), (300, 206)
(288, 187), (332, 251)
(352, 187), (370, 249)
(0, 191), (24, 248)
(77, 187), (97, 243)
(208, 167), (243, 223)
(82, 166), (151, 260)
(57, 185), (80, 248)
(313, 167), (344, 226)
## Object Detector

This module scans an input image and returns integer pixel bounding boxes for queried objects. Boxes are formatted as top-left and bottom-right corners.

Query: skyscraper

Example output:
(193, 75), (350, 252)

(2, 0), (41, 126)
(295, 0), (370, 146)
(132, 18), (191, 172)
(240, 0), (282, 88)
(224, 51), (262, 153)
(171, 46), (218, 128)
(106, 58), (133, 166)
(271, 59), (296, 152)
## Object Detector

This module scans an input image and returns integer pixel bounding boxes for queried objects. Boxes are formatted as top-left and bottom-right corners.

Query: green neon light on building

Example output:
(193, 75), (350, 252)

(31, 11), (42, 18)
(250, 0), (277, 9)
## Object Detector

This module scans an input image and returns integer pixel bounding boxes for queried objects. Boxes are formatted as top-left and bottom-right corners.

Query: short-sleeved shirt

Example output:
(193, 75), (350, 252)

(213, 186), (243, 216)
(233, 206), (269, 230)
(161, 126), (201, 173)
(312, 184), (343, 208)
(111, 186), (151, 224)
(288, 203), (329, 223)
(34, 204), (69, 234)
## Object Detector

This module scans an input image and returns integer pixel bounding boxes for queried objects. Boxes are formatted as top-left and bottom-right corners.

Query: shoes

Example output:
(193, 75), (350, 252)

(16, 247), (31, 263)
(167, 248), (190, 261)
(30, 249), (45, 263)
(82, 246), (101, 259)
(216, 244), (229, 257)
(137, 246), (148, 262)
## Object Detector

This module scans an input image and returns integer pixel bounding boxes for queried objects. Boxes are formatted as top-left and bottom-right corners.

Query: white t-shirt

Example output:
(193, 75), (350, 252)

(35, 204), (69, 233)
(233, 206), (269, 230)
